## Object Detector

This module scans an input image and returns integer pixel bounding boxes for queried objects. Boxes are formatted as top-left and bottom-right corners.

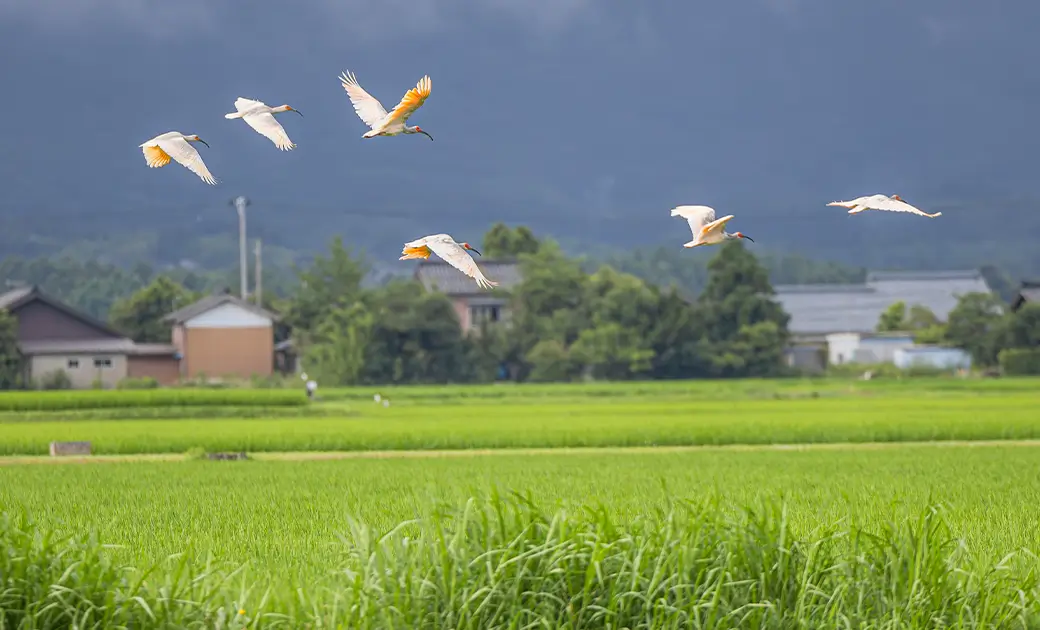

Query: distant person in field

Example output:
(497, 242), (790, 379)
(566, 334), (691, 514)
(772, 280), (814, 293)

(305, 378), (317, 400)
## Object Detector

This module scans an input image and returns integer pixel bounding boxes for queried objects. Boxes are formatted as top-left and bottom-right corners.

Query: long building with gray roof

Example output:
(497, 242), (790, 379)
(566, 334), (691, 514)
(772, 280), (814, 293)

(774, 269), (993, 340)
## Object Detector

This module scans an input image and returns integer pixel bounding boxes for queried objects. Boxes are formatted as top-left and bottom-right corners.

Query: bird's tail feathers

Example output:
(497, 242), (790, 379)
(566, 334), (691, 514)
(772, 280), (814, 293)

(399, 245), (431, 260)
(224, 112), (244, 119)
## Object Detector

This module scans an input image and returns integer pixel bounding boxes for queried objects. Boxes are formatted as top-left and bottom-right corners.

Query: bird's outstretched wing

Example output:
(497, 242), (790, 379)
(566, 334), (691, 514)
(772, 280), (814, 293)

(868, 196), (942, 218)
(701, 214), (735, 238)
(385, 75), (432, 126)
(243, 112), (296, 151)
(339, 71), (389, 129)
(234, 97), (265, 112)
(670, 205), (716, 237)
(141, 144), (171, 168)
(427, 238), (498, 290)
(156, 137), (216, 185)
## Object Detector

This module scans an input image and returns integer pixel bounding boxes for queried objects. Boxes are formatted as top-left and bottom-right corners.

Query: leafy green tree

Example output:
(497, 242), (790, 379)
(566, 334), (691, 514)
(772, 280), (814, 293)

(525, 340), (574, 382)
(569, 323), (654, 380)
(906, 305), (940, 330)
(877, 301), (907, 332)
(108, 276), (198, 342)
(284, 236), (368, 335)
(509, 241), (590, 379)
(696, 241), (790, 377)
(301, 301), (373, 385)
(1002, 303), (1040, 350)
(944, 292), (1006, 366)
(0, 309), (22, 390)
(600, 245), (866, 297)
(482, 223), (541, 259)
(644, 288), (710, 379)
(360, 281), (472, 384)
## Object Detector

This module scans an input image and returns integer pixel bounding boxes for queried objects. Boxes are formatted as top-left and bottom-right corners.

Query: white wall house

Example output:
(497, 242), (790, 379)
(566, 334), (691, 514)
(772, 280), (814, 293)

(893, 347), (972, 371)
(826, 333), (916, 366)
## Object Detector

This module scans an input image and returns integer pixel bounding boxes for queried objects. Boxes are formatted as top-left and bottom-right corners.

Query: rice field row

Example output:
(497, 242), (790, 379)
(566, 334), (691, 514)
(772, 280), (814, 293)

(317, 375), (1040, 403)
(0, 392), (1037, 455)
(1, 444), (1039, 627)
(0, 387), (307, 411)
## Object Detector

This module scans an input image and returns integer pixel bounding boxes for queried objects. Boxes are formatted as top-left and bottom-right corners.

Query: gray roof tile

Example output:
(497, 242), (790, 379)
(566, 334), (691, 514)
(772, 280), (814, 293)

(164, 293), (279, 324)
(1015, 281), (1040, 306)
(415, 260), (522, 296)
(19, 338), (177, 356)
(775, 269), (992, 336)
(0, 286), (34, 310)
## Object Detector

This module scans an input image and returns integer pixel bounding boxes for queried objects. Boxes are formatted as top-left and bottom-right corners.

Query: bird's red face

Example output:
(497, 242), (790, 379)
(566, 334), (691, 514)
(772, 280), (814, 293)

(734, 232), (754, 243)
(414, 126), (433, 141)
(462, 242), (482, 256)
(891, 194), (903, 201)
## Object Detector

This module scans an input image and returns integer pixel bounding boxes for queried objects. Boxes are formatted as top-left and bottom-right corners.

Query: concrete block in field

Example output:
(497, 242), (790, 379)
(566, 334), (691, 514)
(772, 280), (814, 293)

(49, 441), (92, 457)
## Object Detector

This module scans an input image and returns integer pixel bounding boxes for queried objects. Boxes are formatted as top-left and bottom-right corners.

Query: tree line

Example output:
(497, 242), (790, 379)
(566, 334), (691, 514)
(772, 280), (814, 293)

(0, 223), (1037, 387)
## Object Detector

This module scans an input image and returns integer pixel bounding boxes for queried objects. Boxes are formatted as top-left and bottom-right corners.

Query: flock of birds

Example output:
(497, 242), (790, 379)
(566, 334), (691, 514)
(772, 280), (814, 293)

(139, 70), (944, 291)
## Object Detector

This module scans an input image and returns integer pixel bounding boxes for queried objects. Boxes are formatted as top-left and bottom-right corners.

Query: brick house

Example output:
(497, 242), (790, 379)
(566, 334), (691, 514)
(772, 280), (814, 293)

(163, 293), (278, 379)
(413, 260), (522, 332)
(0, 285), (180, 388)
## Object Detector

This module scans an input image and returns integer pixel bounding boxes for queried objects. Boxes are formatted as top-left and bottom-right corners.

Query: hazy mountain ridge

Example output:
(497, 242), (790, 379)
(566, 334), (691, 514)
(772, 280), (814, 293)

(1, 2), (1037, 281)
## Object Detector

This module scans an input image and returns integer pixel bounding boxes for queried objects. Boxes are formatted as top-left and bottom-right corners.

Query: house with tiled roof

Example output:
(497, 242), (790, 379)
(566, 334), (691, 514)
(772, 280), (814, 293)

(773, 269), (994, 342)
(0, 284), (180, 388)
(413, 259), (523, 331)
(1011, 280), (1040, 312)
(163, 291), (279, 379)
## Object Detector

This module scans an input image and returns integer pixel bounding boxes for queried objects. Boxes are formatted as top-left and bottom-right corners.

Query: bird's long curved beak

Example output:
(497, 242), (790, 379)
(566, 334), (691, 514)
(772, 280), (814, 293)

(742, 235), (754, 243)
(197, 139), (210, 149)
(293, 109), (304, 117)
(420, 130), (433, 141)
(469, 247), (482, 256)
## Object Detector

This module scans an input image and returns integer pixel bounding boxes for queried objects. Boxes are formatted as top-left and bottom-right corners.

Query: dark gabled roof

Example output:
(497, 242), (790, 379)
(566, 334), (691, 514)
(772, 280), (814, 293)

(414, 260), (523, 296)
(163, 293), (279, 324)
(774, 269), (993, 336)
(0, 284), (126, 338)
(1011, 280), (1040, 311)
(18, 339), (178, 356)
(0, 286), (35, 310)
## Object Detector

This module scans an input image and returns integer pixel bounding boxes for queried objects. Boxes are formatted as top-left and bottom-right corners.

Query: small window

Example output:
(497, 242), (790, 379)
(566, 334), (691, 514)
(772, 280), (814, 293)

(93, 357), (112, 368)
(67, 359), (79, 369)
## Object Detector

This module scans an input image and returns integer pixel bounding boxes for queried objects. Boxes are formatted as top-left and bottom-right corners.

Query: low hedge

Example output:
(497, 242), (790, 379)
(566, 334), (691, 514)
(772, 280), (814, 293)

(998, 348), (1040, 376)
(0, 389), (308, 411)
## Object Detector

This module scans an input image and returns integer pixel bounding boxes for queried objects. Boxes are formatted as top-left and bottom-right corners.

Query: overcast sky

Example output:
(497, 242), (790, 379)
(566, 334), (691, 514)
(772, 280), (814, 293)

(1, 0), (1037, 257)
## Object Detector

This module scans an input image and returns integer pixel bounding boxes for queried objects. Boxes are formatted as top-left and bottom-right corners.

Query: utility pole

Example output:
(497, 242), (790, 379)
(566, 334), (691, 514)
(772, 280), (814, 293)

(229, 196), (250, 299)
(254, 239), (262, 306)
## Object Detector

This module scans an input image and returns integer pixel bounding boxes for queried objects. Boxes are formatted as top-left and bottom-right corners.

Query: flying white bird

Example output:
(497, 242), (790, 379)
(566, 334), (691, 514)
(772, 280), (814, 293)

(339, 70), (433, 140)
(827, 194), (942, 218)
(139, 132), (216, 185)
(224, 97), (302, 151)
(670, 205), (754, 248)
(399, 234), (497, 290)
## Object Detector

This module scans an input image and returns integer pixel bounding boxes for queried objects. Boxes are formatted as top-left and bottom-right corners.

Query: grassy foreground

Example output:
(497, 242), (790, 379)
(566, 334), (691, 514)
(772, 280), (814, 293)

(1, 493), (1037, 628)
(2, 445), (1039, 577)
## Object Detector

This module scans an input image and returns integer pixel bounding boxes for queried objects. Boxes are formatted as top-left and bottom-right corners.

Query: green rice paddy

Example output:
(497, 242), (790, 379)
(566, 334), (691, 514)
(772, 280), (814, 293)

(1, 377), (1039, 627)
